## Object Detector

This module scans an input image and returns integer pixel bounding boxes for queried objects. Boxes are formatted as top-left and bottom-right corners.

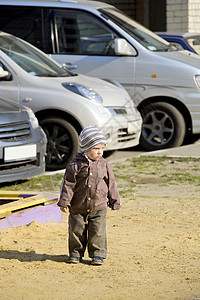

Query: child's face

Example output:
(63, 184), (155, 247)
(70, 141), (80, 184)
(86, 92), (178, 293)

(86, 143), (105, 161)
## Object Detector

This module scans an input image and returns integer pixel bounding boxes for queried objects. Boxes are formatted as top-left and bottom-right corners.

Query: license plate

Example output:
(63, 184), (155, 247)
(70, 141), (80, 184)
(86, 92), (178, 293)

(128, 121), (136, 133)
(4, 144), (37, 162)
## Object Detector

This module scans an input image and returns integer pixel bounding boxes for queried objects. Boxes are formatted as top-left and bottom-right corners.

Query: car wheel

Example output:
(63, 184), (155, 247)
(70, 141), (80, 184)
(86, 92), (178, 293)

(40, 117), (79, 171)
(139, 102), (186, 151)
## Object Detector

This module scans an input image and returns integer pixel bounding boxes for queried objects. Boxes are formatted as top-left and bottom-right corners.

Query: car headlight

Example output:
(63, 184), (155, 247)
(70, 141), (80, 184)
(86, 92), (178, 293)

(195, 75), (200, 88)
(62, 83), (103, 103)
(26, 107), (39, 129)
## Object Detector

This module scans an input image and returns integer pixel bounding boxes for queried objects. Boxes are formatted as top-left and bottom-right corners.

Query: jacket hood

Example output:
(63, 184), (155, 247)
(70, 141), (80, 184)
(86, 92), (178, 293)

(75, 152), (87, 161)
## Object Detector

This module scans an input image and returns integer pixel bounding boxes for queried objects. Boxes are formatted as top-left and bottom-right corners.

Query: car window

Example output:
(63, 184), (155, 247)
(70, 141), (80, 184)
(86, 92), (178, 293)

(53, 10), (118, 55)
(99, 7), (176, 52)
(0, 34), (70, 77)
(0, 6), (52, 53)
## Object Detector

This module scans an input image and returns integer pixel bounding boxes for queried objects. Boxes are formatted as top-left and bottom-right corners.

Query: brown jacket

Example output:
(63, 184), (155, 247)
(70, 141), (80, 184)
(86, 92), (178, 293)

(57, 153), (121, 214)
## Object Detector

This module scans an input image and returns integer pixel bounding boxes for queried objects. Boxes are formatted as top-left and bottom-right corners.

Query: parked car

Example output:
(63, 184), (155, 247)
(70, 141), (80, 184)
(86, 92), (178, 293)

(0, 31), (142, 170)
(156, 32), (200, 55)
(1, 1), (200, 153)
(0, 96), (46, 183)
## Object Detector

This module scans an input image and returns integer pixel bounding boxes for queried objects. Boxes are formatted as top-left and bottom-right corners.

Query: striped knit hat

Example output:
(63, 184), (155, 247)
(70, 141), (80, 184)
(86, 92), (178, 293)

(79, 126), (106, 153)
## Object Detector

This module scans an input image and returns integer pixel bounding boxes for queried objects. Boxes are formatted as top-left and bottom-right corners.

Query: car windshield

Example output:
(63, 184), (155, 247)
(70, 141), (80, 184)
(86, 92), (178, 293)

(0, 34), (71, 77)
(99, 7), (177, 52)
(186, 36), (200, 55)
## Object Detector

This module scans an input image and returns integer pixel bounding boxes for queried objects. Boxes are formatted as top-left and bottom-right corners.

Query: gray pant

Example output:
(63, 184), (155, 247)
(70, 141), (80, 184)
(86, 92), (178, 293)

(68, 208), (107, 259)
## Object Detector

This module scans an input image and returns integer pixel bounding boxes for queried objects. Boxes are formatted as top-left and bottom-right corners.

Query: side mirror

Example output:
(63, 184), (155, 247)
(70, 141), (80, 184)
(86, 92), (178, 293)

(0, 66), (9, 78)
(114, 38), (137, 56)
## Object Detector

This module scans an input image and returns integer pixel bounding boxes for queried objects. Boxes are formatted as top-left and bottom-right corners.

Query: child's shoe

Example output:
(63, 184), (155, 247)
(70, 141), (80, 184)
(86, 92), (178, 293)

(91, 257), (103, 265)
(67, 256), (81, 264)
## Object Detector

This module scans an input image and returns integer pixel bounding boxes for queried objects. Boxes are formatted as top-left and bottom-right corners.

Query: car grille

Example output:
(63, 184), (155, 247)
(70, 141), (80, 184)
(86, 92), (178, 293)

(0, 121), (31, 141)
(118, 128), (137, 142)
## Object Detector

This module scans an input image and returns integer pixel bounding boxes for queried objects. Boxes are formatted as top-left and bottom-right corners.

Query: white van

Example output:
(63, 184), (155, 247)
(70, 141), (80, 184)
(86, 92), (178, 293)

(1, 0), (200, 151)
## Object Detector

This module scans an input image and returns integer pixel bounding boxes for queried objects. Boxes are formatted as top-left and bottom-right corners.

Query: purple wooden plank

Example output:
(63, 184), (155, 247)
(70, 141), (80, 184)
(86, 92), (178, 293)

(18, 193), (37, 198)
(0, 203), (62, 230)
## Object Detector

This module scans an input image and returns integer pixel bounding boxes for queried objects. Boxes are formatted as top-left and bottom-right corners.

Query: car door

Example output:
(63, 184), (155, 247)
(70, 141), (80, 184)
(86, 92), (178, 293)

(50, 9), (136, 95)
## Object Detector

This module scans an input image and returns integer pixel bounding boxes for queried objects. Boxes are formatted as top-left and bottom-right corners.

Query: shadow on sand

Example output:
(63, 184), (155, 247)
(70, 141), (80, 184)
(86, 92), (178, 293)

(0, 249), (91, 265)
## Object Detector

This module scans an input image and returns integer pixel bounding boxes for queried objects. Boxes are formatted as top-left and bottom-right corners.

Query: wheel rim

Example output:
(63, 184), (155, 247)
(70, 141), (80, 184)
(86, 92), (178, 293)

(44, 123), (72, 167)
(142, 109), (174, 146)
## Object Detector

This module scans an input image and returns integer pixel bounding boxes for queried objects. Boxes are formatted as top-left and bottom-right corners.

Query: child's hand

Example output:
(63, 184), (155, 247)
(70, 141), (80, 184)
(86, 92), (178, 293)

(60, 207), (68, 213)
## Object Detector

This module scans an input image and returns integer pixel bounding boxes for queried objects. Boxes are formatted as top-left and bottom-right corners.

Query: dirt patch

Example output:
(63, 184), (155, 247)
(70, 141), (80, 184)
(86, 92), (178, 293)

(0, 157), (200, 300)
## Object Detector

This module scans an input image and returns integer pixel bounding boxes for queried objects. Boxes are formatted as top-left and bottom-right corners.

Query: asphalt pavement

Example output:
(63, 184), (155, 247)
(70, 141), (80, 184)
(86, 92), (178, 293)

(107, 141), (200, 163)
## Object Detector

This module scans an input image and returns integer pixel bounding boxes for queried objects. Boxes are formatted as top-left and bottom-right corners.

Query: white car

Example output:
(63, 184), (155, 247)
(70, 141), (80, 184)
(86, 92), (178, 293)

(0, 31), (142, 170)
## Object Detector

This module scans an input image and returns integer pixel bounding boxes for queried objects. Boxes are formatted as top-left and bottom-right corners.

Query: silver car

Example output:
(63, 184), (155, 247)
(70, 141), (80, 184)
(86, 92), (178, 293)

(0, 31), (142, 171)
(0, 97), (47, 183)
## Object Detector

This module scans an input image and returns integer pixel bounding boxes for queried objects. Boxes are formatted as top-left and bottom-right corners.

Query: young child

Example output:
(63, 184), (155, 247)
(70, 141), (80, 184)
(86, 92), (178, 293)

(57, 125), (121, 265)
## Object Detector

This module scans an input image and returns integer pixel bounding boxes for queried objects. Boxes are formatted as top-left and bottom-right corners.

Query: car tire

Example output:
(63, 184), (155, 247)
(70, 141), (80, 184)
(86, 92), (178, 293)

(40, 117), (79, 171)
(139, 102), (186, 151)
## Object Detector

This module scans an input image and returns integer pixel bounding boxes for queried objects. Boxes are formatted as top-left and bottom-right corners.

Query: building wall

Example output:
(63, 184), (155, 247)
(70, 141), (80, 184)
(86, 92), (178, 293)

(188, 0), (200, 32)
(166, 0), (200, 32)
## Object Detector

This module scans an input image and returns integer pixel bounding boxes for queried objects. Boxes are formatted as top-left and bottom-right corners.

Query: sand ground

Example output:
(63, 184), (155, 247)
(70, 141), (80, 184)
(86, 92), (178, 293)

(0, 158), (200, 300)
